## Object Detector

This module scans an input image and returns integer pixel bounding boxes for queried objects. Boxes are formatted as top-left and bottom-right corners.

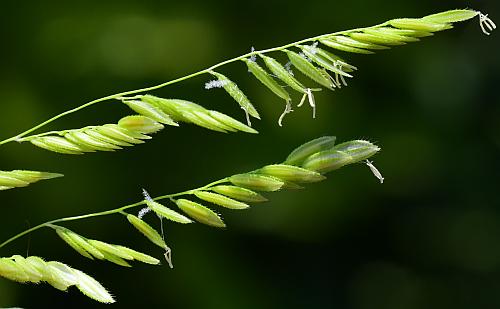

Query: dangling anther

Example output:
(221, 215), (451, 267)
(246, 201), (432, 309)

(479, 12), (496, 35)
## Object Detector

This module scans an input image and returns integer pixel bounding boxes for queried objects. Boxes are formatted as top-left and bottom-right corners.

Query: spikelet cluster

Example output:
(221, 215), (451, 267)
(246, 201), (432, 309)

(136, 136), (380, 229)
(0, 255), (114, 303)
(23, 98), (257, 155)
(25, 115), (163, 154)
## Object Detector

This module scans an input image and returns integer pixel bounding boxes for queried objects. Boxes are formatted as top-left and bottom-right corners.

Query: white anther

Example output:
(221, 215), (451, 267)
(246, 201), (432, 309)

(164, 246), (173, 269)
(365, 160), (384, 184)
(241, 106), (252, 127)
(479, 12), (496, 35)
(278, 101), (293, 126)
(307, 88), (316, 119)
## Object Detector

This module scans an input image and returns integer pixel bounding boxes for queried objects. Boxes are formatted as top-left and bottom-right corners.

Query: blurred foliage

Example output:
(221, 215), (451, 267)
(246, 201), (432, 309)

(0, 0), (499, 308)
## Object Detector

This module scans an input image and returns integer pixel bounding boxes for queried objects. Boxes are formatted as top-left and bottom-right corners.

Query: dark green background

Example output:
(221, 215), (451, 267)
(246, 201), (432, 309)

(0, 0), (499, 308)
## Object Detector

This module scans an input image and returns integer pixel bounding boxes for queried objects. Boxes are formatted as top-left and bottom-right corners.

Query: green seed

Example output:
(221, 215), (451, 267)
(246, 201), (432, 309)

(84, 129), (133, 147)
(72, 269), (115, 303)
(332, 140), (380, 162)
(210, 185), (268, 203)
(258, 164), (326, 183)
(87, 240), (134, 260)
(299, 46), (353, 77)
(97, 124), (146, 144)
(422, 9), (478, 24)
(318, 39), (374, 54)
(285, 50), (334, 90)
(123, 100), (178, 126)
(191, 111), (231, 132)
(242, 58), (291, 101)
(126, 214), (167, 249)
(25, 256), (48, 277)
(194, 191), (249, 209)
(12, 255), (43, 283)
(176, 199), (226, 228)
(372, 27), (432, 38)
(261, 55), (307, 93)
(118, 115), (164, 134)
(210, 71), (260, 119)
(45, 261), (77, 290)
(65, 131), (121, 152)
(180, 111), (227, 132)
(0, 173), (30, 187)
(0, 258), (29, 282)
(56, 229), (94, 260)
(207, 111), (258, 134)
(285, 136), (337, 165)
(327, 35), (389, 50)
(229, 173), (284, 192)
(98, 251), (131, 267)
(363, 28), (419, 43)
(10, 170), (63, 181)
(142, 96), (205, 122)
(301, 150), (353, 173)
(389, 18), (452, 32)
(348, 32), (406, 46)
(114, 246), (160, 265)
(30, 136), (85, 154)
(145, 199), (193, 224)
(65, 232), (105, 260)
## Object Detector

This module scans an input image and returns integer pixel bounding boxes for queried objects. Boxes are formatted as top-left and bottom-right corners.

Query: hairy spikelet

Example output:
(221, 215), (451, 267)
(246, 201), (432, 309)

(209, 71), (260, 121)
(0, 255), (114, 303)
(0, 170), (63, 191)
(194, 191), (249, 210)
(143, 198), (193, 224)
(260, 55), (307, 94)
(258, 164), (326, 183)
(284, 136), (337, 165)
(176, 199), (226, 228)
(126, 214), (167, 249)
(285, 50), (335, 90)
(210, 185), (268, 203)
(242, 58), (291, 102)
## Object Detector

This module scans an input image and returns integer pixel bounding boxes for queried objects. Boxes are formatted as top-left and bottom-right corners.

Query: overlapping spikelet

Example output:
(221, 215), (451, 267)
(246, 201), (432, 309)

(53, 226), (160, 267)
(0, 170), (63, 190)
(0, 255), (115, 303)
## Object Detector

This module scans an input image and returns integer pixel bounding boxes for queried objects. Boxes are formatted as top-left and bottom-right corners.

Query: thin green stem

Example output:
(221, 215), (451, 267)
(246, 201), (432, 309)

(0, 178), (228, 249)
(0, 23), (388, 146)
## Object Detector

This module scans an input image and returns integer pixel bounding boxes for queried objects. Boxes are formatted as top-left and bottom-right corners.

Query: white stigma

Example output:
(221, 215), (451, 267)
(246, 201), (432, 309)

(139, 189), (153, 218)
(204, 79), (228, 89)
(249, 46), (257, 62)
(307, 88), (316, 119)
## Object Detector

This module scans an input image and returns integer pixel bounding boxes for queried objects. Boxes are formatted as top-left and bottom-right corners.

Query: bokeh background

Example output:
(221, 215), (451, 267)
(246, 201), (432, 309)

(0, 0), (499, 308)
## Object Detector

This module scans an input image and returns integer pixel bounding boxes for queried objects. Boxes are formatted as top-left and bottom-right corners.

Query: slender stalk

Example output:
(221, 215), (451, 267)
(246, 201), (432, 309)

(0, 178), (228, 249)
(0, 23), (388, 146)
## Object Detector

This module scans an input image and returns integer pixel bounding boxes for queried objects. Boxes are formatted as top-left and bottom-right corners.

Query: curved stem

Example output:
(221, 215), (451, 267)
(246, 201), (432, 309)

(0, 23), (388, 146)
(0, 178), (228, 249)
